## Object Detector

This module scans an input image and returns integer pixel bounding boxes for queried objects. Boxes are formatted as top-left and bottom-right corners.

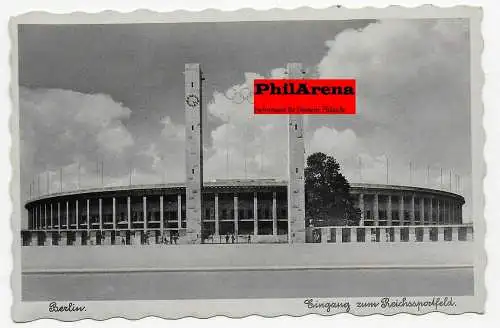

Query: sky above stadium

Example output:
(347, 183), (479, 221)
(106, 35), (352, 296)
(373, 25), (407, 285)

(18, 18), (473, 219)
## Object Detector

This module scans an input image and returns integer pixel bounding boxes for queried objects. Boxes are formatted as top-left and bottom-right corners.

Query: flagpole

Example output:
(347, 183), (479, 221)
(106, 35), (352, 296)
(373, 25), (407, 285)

(409, 161), (412, 185)
(129, 166), (132, 186)
(426, 165), (430, 186)
(386, 156), (389, 184)
(77, 162), (80, 190)
(449, 169), (452, 191)
(359, 156), (362, 182)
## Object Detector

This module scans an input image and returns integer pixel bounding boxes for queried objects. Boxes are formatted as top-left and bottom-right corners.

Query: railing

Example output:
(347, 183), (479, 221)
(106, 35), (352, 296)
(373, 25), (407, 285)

(21, 224), (474, 246)
(305, 225), (474, 243)
(20, 229), (289, 246)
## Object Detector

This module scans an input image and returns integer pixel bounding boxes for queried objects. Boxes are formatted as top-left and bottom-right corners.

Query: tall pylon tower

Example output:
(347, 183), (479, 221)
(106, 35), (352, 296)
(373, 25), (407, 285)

(287, 62), (306, 243)
(184, 63), (203, 244)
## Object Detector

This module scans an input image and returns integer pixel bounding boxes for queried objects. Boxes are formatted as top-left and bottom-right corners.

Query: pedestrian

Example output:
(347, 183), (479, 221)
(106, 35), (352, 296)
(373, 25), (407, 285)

(225, 234), (229, 243)
(247, 235), (251, 243)
(231, 234), (235, 244)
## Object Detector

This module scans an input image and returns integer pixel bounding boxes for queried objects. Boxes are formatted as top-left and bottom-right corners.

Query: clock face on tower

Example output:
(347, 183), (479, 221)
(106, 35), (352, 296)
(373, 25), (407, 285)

(186, 94), (200, 108)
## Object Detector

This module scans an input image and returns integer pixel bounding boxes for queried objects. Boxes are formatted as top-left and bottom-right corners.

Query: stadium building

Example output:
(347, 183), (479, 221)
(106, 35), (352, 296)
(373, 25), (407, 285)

(21, 63), (473, 246)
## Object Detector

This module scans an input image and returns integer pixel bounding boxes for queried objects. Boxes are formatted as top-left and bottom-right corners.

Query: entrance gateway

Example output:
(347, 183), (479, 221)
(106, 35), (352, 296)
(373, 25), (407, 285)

(183, 63), (306, 244)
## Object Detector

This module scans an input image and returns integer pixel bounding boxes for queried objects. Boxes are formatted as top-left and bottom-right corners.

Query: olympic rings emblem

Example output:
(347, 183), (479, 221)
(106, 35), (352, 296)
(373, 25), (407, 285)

(224, 85), (254, 104)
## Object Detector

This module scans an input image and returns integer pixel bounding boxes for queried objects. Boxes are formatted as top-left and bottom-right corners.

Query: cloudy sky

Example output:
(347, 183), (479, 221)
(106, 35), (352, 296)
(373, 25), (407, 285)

(18, 18), (473, 219)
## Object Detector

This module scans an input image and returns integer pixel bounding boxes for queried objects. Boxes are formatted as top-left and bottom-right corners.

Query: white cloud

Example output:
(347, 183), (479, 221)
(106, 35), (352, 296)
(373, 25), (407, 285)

(20, 87), (138, 197)
(21, 19), (473, 220)
(315, 18), (472, 217)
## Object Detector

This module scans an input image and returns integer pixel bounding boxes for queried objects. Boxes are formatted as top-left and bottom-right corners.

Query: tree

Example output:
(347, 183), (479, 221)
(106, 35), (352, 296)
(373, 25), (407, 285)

(305, 152), (360, 226)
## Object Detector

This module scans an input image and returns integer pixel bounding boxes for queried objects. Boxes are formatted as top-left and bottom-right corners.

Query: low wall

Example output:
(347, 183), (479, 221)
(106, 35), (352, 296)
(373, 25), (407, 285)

(22, 242), (475, 273)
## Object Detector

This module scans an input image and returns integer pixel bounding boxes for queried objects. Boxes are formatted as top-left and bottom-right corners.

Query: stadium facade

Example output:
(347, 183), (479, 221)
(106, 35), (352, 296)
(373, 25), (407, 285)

(22, 180), (472, 246)
(21, 63), (473, 246)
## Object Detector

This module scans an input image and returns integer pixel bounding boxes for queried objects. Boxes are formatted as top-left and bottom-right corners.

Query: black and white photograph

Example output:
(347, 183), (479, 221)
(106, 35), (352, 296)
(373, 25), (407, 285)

(9, 6), (484, 320)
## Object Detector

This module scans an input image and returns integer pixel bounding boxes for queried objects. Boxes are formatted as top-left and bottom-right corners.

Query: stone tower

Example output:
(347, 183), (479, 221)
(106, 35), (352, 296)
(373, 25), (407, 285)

(287, 62), (306, 243)
(184, 63), (203, 244)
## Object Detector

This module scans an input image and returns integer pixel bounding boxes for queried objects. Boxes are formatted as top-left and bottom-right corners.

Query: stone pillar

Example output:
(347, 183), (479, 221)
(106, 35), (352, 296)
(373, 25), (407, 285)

(30, 232), (38, 246)
(394, 227), (401, 242)
(185, 63), (203, 244)
(103, 231), (112, 245)
(118, 230), (126, 245)
(350, 228), (357, 243)
(373, 193), (379, 226)
(177, 194), (182, 230)
(452, 226), (459, 241)
(321, 228), (328, 244)
(429, 198), (434, 224)
(133, 231), (142, 245)
(143, 196), (147, 231)
(272, 192), (277, 235)
(365, 228), (372, 243)
(214, 193), (219, 236)
(86, 199), (90, 231)
(112, 197), (116, 230)
(287, 62), (306, 244)
(410, 194), (415, 225)
(409, 226), (416, 242)
(60, 231), (67, 246)
(399, 194), (404, 224)
(75, 200), (79, 230)
(44, 204), (47, 230)
(466, 226), (474, 241)
(66, 201), (69, 230)
(335, 228), (342, 243)
(383, 228), (391, 242)
(57, 202), (61, 232)
(74, 231), (82, 246)
(386, 195), (392, 226)
(437, 199), (441, 224)
(253, 192), (259, 235)
(127, 196), (131, 230)
(420, 197), (425, 224)
(437, 226), (445, 241)
(234, 193), (239, 236)
(50, 203), (53, 230)
(148, 231), (156, 245)
(90, 231), (97, 245)
(160, 196), (164, 233)
(99, 198), (103, 230)
(358, 194), (365, 226)
(423, 227), (431, 242)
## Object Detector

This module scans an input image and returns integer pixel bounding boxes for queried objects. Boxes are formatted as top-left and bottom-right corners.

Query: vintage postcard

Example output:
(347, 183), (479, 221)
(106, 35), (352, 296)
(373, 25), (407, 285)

(10, 6), (484, 321)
